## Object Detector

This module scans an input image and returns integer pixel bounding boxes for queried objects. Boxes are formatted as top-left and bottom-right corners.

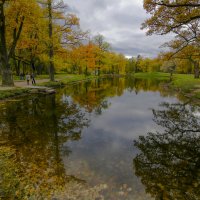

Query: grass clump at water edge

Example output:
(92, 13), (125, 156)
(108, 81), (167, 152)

(0, 88), (29, 100)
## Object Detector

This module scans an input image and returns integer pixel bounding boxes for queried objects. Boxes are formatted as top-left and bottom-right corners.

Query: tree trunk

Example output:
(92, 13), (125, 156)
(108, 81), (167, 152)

(22, 62), (25, 75)
(0, 45), (14, 86)
(31, 59), (36, 71)
(48, 0), (55, 81)
(49, 58), (54, 81)
(0, 58), (14, 86)
(0, 2), (14, 86)
(0, 2), (24, 86)
(17, 60), (21, 76)
(194, 61), (199, 79)
(14, 57), (20, 76)
(2, 66), (14, 86)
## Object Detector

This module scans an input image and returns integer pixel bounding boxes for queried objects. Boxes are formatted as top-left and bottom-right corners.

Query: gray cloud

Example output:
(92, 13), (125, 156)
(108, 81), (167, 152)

(66, 0), (172, 57)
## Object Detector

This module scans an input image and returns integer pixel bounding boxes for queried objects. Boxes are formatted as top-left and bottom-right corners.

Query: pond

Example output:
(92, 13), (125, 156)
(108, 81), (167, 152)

(0, 77), (200, 199)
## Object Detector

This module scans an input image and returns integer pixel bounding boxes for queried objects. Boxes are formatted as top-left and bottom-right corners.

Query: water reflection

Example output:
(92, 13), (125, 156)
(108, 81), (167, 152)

(59, 78), (177, 199)
(62, 77), (173, 113)
(0, 77), (184, 199)
(134, 102), (200, 200)
(0, 94), (89, 198)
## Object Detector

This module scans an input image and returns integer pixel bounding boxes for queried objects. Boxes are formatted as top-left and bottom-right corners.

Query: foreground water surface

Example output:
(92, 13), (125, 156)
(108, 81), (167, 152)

(1, 77), (200, 199)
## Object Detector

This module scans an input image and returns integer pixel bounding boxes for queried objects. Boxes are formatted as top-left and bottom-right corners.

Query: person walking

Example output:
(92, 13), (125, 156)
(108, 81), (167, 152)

(26, 74), (30, 85)
(31, 73), (36, 85)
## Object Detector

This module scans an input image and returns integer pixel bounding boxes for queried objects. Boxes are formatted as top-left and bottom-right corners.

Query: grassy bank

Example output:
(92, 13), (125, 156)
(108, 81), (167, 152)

(0, 88), (29, 100)
(134, 72), (170, 80)
(134, 72), (200, 98)
(0, 74), (100, 100)
(38, 74), (98, 87)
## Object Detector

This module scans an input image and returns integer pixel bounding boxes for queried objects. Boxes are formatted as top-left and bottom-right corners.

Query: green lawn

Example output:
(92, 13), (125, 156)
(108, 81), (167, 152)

(38, 74), (99, 87)
(55, 74), (97, 84)
(171, 74), (200, 92)
(134, 72), (170, 80)
(134, 72), (200, 98)
(135, 72), (200, 90)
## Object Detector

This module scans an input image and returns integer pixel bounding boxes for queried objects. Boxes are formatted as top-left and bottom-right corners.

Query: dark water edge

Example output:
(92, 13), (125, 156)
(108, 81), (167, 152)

(0, 77), (200, 200)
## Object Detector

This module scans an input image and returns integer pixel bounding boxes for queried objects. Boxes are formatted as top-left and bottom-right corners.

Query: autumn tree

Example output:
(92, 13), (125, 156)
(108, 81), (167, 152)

(39, 0), (67, 81)
(142, 0), (200, 35)
(126, 57), (136, 74)
(93, 34), (111, 52)
(142, 0), (200, 77)
(0, 0), (25, 86)
(67, 43), (98, 75)
(101, 52), (127, 75)
(162, 20), (200, 77)
(135, 55), (142, 73)
(8, 0), (47, 76)
(39, 0), (86, 81)
(68, 47), (82, 74)
(161, 59), (176, 80)
(83, 43), (99, 75)
(162, 27), (199, 76)
(110, 53), (126, 74)
(92, 34), (111, 75)
(150, 0), (200, 8)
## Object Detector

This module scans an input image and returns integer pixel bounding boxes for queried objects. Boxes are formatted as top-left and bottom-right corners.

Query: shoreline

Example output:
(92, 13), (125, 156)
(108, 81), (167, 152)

(133, 72), (200, 104)
(1, 73), (200, 102)
(0, 75), (103, 101)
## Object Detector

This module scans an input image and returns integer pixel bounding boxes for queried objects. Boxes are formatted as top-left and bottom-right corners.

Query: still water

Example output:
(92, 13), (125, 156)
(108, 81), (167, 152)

(0, 77), (200, 199)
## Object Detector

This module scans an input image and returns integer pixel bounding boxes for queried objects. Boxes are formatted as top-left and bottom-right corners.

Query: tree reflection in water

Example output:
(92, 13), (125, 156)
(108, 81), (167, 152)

(134, 102), (200, 200)
(0, 94), (90, 198)
(63, 77), (170, 115)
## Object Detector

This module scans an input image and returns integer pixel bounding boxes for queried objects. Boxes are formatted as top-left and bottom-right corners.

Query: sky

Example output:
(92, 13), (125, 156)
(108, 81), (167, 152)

(66, 0), (172, 58)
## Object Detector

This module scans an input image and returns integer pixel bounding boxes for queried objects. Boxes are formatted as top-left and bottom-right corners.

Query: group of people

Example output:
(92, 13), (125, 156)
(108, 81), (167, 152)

(26, 73), (36, 85)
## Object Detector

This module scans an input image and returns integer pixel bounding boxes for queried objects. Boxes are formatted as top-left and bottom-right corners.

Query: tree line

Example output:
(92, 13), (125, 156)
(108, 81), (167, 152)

(0, 0), (127, 86)
(0, 0), (199, 87)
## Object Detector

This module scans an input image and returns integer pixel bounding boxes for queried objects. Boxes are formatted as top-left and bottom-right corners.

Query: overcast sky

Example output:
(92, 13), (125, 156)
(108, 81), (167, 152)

(66, 0), (171, 58)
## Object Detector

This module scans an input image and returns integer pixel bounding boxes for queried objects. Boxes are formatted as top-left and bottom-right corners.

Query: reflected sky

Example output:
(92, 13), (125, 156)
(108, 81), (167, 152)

(0, 77), (185, 200)
(62, 82), (178, 199)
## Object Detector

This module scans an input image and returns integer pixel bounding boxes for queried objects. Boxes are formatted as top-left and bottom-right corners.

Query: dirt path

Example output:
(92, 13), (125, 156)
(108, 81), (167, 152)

(0, 79), (49, 90)
(14, 79), (49, 87)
